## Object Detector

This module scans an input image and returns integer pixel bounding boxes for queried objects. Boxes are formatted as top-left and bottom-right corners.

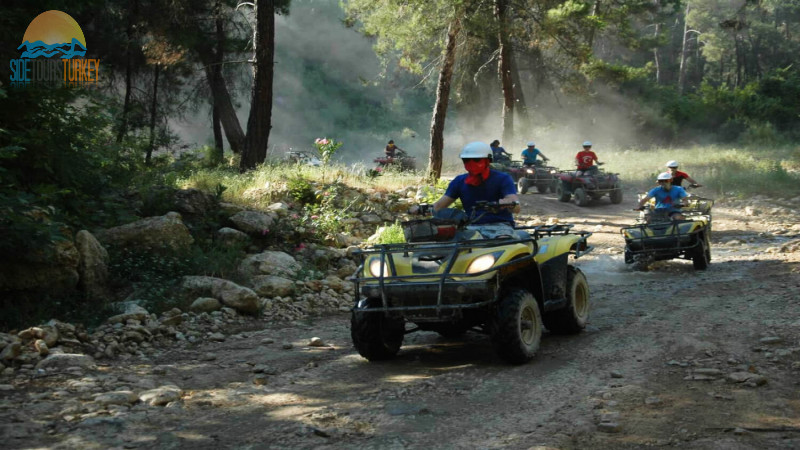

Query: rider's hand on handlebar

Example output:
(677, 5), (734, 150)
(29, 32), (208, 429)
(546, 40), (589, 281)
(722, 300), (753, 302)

(408, 204), (432, 215)
(633, 206), (644, 211)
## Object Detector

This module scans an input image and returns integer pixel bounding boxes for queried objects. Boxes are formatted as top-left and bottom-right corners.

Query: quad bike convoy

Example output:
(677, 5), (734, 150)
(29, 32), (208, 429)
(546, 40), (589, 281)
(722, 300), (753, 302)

(349, 202), (593, 364)
(491, 160), (561, 194)
(374, 148), (416, 172)
(556, 163), (623, 206)
(620, 193), (714, 270)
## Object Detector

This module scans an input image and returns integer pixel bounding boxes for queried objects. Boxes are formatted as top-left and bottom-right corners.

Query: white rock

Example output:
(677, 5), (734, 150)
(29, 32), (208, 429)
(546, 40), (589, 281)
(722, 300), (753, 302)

(36, 354), (96, 371)
(93, 390), (138, 406)
(139, 385), (182, 406)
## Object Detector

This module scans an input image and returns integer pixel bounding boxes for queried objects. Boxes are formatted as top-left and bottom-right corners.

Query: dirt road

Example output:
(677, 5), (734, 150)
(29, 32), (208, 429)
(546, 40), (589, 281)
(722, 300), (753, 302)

(2, 187), (800, 449)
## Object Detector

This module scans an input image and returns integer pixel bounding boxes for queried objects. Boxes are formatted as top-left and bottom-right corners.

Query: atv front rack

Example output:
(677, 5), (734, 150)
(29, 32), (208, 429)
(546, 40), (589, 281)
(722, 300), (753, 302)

(350, 227), (593, 316)
(621, 217), (708, 257)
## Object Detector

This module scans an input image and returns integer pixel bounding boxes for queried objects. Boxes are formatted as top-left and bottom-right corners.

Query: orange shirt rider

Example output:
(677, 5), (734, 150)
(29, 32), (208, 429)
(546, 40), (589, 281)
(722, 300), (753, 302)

(575, 141), (599, 170)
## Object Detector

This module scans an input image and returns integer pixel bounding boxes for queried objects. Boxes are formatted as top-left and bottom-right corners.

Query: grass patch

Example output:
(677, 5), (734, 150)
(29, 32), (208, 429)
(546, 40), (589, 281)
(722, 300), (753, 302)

(373, 221), (406, 244)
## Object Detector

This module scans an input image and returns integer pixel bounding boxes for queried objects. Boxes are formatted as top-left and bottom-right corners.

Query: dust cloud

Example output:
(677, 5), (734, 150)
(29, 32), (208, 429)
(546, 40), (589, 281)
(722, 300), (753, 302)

(173, 0), (653, 170)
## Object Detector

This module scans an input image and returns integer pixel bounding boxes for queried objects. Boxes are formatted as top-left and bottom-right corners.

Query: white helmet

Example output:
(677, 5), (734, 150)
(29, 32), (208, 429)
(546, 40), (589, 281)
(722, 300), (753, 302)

(657, 172), (673, 181)
(666, 160), (679, 168)
(527, 141), (535, 147)
(582, 141), (592, 147)
(459, 141), (493, 159)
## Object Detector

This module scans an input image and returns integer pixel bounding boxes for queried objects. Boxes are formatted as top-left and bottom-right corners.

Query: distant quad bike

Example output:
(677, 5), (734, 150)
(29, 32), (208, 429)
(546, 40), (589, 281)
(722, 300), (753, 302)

(374, 148), (416, 172)
(286, 151), (322, 167)
(556, 163), (623, 206)
(349, 202), (594, 364)
(490, 161), (561, 194)
(620, 194), (714, 270)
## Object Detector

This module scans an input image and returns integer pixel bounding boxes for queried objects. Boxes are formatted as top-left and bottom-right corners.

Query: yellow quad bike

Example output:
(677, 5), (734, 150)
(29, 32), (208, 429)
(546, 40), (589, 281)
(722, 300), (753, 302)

(349, 201), (593, 364)
(620, 195), (714, 270)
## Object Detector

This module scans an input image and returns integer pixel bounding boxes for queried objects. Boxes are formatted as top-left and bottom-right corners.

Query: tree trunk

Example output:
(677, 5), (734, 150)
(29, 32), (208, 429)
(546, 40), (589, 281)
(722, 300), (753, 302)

(116, 0), (138, 143)
(677, 4), (690, 95)
(509, 56), (529, 131)
(146, 64), (160, 166)
(211, 3), (225, 165)
(240, 0), (275, 172)
(427, 19), (461, 181)
(495, 0), (514, 144)
(199, 49), (245, 154)
(653, 22), (661, 84)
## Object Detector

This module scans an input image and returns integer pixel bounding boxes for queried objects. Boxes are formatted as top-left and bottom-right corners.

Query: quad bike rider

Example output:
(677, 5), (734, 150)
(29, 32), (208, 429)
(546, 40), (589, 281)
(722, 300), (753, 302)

(349, 142), (594, 364)
(665, 160), (703, 188)
(621, 172), (714, 270)
(374, 140), (416, 171)
(556, 141), (623, 206)
(516, 141), (560, 194)
(490, 139), (513, 165)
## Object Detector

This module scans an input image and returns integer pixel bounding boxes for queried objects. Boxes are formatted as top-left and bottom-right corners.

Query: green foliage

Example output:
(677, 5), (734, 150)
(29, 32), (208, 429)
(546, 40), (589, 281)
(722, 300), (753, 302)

(373, 221), (406, 244)
(313, 137), (344, 166)
(302, 183), (357, 240)
(287, 175), (318, 206)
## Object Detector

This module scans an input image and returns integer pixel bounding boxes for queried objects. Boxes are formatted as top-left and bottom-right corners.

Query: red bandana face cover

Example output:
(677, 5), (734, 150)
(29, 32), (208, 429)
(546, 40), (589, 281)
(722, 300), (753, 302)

(464, 159), (491, 186)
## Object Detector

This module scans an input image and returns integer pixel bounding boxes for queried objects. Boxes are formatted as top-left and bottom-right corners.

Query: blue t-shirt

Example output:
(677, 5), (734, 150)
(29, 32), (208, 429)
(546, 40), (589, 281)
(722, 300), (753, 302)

(521, 148), (541, 164)
(445, 170), (517, 225)
(647, 185), (687, 212)
(491, 145), (508, 157)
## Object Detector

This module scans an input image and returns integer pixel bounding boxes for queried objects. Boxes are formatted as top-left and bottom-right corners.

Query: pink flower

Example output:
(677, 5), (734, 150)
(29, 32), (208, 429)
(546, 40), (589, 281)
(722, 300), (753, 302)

(315, 138), (322, 144)
(323, 191), (330, 196)
(319, 138), (330, 145)
(261, 229), (269, 235)
(311, 215), (319, 220)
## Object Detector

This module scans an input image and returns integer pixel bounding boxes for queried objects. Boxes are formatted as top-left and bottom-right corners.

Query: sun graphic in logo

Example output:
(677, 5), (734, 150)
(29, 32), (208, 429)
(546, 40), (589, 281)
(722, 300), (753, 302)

(19, 10), (87, 59)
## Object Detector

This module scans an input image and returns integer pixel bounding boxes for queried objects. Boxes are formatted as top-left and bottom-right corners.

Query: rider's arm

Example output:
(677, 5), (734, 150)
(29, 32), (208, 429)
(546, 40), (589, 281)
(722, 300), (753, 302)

(499, 194), (521, 213)
(637, 194), (652, 209)
(686, 175), (701, 186)
(540, 152), (549, 160)
(432, 195), (456, 213)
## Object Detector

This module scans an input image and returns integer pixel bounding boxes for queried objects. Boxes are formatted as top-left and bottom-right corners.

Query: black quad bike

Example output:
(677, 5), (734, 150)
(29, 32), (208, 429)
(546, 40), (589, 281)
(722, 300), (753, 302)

(349, 202), (594, 364)
(490, 161), (561, 194)
(374, 148), (416, 172)
(556, 163), (623, 206)
(620, 194), (714, 270)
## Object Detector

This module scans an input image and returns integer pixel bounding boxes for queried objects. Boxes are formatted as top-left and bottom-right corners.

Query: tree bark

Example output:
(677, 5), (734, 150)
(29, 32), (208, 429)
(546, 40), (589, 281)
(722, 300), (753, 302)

(240, 0), (275, 172)
(677, 4), (690, 95)
(495, 0), (514, 144)
(427, 19), (461, 181)
(146, 64), (160, 166)
(211, 3), (225, 165)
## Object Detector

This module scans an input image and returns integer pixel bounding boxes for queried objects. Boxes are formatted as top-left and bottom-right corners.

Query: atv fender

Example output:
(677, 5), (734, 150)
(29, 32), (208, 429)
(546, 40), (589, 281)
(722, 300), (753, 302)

(498, 257), (546, 313)
(535, 234), (588, 263)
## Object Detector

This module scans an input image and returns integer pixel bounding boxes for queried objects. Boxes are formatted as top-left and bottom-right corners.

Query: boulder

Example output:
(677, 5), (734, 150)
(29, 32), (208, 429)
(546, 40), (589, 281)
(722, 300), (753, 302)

(139, 385), (182, 406)
(189, 297), (222, 313)
(75, 230), (110, 300)
(0, 342), (21, 361)
(0, 238), (80, 296)
(94, 390), (139, 406)
(181, 276), (260, 315)
(267, 203), (290, 217)
(96, 212), (193, 252)
(18, 325), (59, 347)
(107, 304), (150, 324)
(238, 251), (301, 279)
(359, 213), (383, 225)
(229, 211), (276, 235)
(251, 275), (295, 297)
(174, 189), (217, 215)
(36, 353), (96, 371)
(216, 227), (250, 247)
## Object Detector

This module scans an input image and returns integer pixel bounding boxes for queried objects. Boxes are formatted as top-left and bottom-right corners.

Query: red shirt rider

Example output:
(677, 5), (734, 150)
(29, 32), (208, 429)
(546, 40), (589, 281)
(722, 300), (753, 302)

(576, 149), (598, 170)
(669, 170), (690, 186)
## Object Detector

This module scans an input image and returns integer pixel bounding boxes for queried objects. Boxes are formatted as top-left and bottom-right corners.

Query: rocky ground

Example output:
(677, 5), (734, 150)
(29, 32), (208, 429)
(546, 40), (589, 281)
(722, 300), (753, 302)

(2, 186), (800, 449)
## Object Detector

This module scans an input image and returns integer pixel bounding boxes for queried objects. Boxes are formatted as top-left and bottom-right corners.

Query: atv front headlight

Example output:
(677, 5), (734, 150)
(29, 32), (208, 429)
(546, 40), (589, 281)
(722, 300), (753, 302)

(368, 259), (390, 277)
(526, 169), (535, 174)
(466, 253), (497, 274)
